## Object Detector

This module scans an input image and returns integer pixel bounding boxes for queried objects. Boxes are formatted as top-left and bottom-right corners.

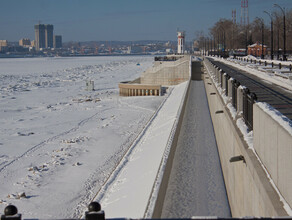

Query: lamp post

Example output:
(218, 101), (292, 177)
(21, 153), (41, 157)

(218, 26), (225, 57)
(264, 11), (274, 60)
(217, 32), (220, 56)
(274, 16), (281, 60)
(274, 4), (286, 61)
(220, 27), (226, 57)
(213, 35), (215, 56)
(256, 17), (265, 59)
(205, 38), (207, 56)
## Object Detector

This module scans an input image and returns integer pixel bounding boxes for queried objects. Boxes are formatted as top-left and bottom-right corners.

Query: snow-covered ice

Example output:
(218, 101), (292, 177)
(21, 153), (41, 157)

(0, 56), (167, 218)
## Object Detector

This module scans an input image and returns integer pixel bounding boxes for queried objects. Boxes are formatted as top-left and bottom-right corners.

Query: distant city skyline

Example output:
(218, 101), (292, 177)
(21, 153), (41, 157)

(0, 0), (291, 42)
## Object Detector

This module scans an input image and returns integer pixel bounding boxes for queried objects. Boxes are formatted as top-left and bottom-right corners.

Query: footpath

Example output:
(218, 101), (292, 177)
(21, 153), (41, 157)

(160, 80), (231, 217)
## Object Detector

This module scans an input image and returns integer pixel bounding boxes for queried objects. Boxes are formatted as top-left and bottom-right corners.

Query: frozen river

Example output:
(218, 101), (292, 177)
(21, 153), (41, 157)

(0, 56), (165, 218)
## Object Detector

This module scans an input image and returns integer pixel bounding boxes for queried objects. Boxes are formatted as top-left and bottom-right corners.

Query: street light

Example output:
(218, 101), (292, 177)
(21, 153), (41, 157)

(256, 17), (265, 59)
(263, 11), (274, 60)
(220, 26), (226, 57)
(274, 4), (286, 61)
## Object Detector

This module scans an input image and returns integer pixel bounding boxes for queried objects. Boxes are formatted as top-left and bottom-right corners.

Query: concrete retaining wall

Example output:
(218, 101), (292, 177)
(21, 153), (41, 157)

(253, 103), (292, 209)
(204, 59), (288, 217)
(150, 59), (193, 218)
(141, 56), (190, 85)
(151, 78), (191, 218)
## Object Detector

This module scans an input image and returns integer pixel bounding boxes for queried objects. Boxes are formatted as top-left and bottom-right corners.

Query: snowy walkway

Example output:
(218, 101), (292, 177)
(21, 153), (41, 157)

(96, 81), (189, 218)
(161, 80), (231, 218)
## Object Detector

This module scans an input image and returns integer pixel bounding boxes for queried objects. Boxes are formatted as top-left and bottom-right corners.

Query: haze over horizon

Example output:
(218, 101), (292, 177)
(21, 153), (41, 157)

(0, 0), (291, 42)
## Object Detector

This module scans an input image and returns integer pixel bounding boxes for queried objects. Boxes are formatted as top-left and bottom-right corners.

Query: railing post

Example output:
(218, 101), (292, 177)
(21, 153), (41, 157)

(243, 88), (250, 129)
(232, 80), (240, 110)
(225, 74), (230, 96)
(85, 202), (105, 220)
(243, 88), (257, 130)
(1, 205), (21, 220)
(279, 63), (282, 69)
(219, 70), (224, 88)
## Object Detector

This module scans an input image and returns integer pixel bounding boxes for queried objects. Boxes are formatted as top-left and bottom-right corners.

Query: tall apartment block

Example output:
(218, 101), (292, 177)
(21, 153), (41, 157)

(45, 24), (54, 48)
(34, 24), (46, 50)
(34, 24), (54, 50)
(53, 35), (62, 48)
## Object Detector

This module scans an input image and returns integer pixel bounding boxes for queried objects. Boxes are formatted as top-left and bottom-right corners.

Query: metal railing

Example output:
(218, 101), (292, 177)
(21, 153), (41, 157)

(236, 57), (292, 71)
(204, 58), (258, 131)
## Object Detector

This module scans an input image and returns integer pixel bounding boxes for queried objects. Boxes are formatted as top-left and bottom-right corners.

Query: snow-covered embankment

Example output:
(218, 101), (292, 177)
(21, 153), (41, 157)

(95, 79), (190, 218)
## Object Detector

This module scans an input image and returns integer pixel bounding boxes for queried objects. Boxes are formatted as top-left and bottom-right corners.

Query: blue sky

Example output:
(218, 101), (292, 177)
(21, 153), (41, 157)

(0, 0), (291, 42)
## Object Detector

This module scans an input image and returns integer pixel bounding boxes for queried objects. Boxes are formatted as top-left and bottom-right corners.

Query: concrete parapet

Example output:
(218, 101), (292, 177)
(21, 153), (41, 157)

(203, 60), (288, 217)
(151, 79), (192, 218)
(253, 103), (292, 209)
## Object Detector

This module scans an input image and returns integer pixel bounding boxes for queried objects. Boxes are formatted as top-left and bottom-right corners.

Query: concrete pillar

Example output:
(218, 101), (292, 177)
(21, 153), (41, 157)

(228, 78), (233, 98)
(222, 74), (227, 92)
(142, 89), (145, 96)
(219, 70), (223, 86)
(216, 68), (220, 83)
(237, 86), (244, 114)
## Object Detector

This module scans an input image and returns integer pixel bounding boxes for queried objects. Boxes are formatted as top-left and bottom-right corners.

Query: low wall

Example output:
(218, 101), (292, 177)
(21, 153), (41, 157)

(253, 103), (292, 209)
(141, 56), (190, 85)
(119, 83), (161, 96)
(204, 59), (288, 217)
(151, 78), (191, 218)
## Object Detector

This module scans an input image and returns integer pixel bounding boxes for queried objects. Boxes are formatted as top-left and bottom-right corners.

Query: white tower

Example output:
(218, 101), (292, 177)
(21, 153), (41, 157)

(177, 31), (185, 54)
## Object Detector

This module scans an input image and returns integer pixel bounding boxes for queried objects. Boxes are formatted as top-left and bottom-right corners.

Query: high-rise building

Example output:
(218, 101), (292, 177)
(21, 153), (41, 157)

(53, 35), (62, 48)
(34, 24), (46, 50)
(34, 24), (54, 50)
(45, 24), (54, 48)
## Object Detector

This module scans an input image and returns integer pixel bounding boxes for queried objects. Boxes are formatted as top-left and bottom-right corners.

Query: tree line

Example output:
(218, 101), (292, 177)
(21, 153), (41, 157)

(196, 7), (292, 57)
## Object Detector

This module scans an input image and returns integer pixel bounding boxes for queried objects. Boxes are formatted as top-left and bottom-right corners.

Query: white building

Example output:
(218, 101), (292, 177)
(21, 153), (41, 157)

(177, 31), (185, 54)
